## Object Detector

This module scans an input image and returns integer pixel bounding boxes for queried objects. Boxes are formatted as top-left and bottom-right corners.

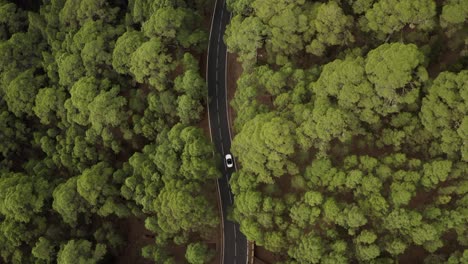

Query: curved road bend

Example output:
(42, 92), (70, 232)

(206, 0), (248, 263)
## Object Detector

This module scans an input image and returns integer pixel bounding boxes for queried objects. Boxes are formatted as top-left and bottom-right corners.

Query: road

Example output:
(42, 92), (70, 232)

(206, 0), (248, 263)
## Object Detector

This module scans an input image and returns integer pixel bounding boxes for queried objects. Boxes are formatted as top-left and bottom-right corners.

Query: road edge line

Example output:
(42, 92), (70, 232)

(224, 12), (254, 264)
(205, 0), (225, 264)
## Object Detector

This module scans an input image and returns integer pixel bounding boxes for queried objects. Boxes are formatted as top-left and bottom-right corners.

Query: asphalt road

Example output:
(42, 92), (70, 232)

(206, 0), (248, 263)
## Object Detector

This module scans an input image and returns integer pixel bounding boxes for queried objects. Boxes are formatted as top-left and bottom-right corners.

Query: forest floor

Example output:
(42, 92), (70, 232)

(226, 52), (242, 136)
(226, 53), (282, 264)
(117, 217), (154, 264)
(199, 50), (211, 139)
(255, 247), (284, 264)
(427, 43), (463, 77)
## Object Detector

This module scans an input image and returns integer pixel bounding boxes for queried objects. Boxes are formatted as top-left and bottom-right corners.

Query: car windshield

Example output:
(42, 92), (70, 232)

(227, 159), (232, 164)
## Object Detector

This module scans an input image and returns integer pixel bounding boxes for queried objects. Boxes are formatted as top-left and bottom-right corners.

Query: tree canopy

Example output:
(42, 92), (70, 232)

(0, 0), (219, 263)
(227, 0), (468, 262)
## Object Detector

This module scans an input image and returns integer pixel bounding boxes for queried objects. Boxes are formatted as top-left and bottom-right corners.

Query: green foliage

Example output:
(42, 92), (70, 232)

(130, 37), (174, 88)
(57, 240), (106, 264)
(77, 162), (130, 217)
(0, 1), (27, 40)
(232, 113), (298, 183)
(154, 181), (219, 236)
(307, 1), (354, 56)
(0, 0), (216, 263)
(312, 56), (381, 123)
(441, 0), (468, 27)
(185, 242), (215, 264)
(225, 15), (266, 64)
(295, 98), (360, 152)
(56, 53), (86, 87)
(141, 243), (175, 264)
(65, 76), (107, 126)
(142, 7), (206, 49)
(228, 0), (467, 263)
(174, 65), (206, 124)
(88, 87), (128, 135)
(1, 0), (467, 263)
(32, 237), (55, 263)
(112, 31), (146, 74)
(34, 87), (67, 125)
(0, 172), (50, 223)
(0, 108), (28, 159)
(52, 177), (90, 227)
(363, 0), (436, 36)
(365, 43), (427, 105)
(420, 71), (468, 160)
(346, 0), (375, 14)
(248, 0), (316, 64)
(421, 160), (452, 188)
(288, 234), (324, 264)
(4, 69), (45, 118)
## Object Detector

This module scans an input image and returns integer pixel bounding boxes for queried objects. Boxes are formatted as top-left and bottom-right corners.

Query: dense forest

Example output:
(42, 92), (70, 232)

(0, 0), (220, 263)
(1, 0), (468, 263)
(225, 0), (467, 263)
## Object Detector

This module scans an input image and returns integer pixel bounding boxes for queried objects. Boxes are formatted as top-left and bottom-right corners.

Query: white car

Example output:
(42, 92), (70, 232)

(225, 154), (234, 168)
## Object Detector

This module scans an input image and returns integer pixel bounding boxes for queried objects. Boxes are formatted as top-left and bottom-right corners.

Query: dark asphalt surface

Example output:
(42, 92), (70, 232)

(206, 0), (248, 263)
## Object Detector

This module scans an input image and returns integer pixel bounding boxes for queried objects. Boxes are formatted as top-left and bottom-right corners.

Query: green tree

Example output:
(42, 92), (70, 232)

(288, 234), (324, 264)
(154, 181), (219, 236)
(235, 190), (263, 216)
(185, 242), (214, 264)
(0, 108), (28, 159)
(307, 1), (354, 56)
(420, 71), (468, 161)
(57, 240), (106, 264)
(0, 31), (43, 74)
(441, 0), (468, 28)
(77, 162), (130, 217)
(130, 38), (174, 89)
(122, 149), (162, 212)
(52, 177), (90, 227)
(141, 243), (175, 264)
(365, 43), (427, 106)
(295, 98), (360, 152)
(76, 0), (119, 25)
(0, 172), (50, 223)
(227, 0), (252, 14)
(173, 64), (206, 124)
(59, 0), (118, 30)
(232, 113), (297, 183)
(112, 31), (146, 74)
(0, 1), (27, 40)
(421, 160), (452, 189)
(225, 15), (266, 64)
(363, 0), (436, 36)
(3, 69), (45, 117)
(88, 87), (129, 135)
(178, 126), (220, 181)
(56, 53), (86, 87)
(312, 55), (382, 124)
(251, 0), (314, 64)
(176, 95), (204, 124)
(346, 0), (375, 14)
(34, 87), (67, 125)
(174, 67), (206, 100)
(32, 237), (55, 263)
(142, 7), (206, 49)
(64, 76), (111, 126)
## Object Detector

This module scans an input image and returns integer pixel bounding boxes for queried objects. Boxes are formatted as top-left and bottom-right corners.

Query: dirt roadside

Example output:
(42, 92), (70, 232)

(226, 52), (242, 136)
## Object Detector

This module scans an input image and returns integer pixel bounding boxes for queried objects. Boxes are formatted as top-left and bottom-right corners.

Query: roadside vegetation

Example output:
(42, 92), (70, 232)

(225, 0), (467, 263)
(0, 0), (218, 263)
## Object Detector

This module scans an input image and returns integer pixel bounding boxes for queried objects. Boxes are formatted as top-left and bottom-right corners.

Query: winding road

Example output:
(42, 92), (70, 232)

(206, 0), (248, 263)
